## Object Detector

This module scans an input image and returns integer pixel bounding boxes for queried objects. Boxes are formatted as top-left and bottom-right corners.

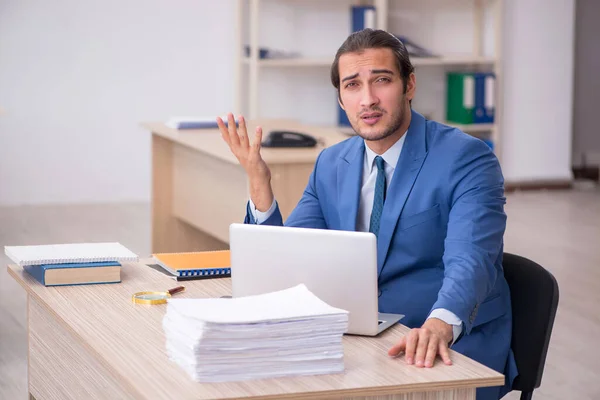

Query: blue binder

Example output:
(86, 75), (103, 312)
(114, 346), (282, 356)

(352, 5), (376, 32)
(474, 72), (495, 124)
(482, 138), (494, 150)
(337, 103), (351, 127)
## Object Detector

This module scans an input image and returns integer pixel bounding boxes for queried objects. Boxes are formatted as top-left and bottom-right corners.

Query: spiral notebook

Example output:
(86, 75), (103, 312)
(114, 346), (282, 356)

(4, 242), (139, 266)
(153, 250), (231, 278)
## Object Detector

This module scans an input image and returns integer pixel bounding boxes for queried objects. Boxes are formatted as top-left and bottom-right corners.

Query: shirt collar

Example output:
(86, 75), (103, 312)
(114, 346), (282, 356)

(364, 131), (407, 173)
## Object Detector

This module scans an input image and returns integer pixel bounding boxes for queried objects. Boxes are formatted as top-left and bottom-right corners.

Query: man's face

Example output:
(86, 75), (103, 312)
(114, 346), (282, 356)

(337, 48), (415, 142)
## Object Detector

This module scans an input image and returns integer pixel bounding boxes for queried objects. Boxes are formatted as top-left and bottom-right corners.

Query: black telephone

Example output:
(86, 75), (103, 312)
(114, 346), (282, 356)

(262, 130), (318, 148)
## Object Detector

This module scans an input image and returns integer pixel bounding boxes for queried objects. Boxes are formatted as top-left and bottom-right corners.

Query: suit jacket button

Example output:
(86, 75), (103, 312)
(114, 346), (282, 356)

(378, 290), (382, 297)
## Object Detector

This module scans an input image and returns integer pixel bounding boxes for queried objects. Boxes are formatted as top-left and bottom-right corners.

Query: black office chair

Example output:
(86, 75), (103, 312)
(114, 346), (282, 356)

(502, 253), (560, 400)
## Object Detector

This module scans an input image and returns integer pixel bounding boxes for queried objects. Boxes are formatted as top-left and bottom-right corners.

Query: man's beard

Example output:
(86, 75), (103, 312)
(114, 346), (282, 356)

(351, 104), (406, 142)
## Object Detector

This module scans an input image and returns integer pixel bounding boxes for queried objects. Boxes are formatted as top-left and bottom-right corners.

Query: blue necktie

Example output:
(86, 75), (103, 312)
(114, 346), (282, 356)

(369, 156), (386, 237)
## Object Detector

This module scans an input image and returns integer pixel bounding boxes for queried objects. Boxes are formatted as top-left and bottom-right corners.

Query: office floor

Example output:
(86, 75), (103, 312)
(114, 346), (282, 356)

(1, 188), (599, 399)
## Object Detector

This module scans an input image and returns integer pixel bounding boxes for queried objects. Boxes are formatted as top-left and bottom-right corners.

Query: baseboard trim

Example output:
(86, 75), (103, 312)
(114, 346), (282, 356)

(505, 179), (573, 192)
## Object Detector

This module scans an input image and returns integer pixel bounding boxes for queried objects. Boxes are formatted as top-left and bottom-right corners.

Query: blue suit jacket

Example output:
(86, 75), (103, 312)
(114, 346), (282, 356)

(245, 110), (518, 398)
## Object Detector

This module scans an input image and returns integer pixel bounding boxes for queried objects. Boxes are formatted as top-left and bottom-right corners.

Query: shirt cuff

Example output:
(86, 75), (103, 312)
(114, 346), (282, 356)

(249, 197), (277, 224)
(428, 308), (463, 346)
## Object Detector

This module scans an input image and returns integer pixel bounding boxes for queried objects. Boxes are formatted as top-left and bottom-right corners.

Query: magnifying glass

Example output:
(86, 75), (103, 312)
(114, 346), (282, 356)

(132, 286), (185, 305)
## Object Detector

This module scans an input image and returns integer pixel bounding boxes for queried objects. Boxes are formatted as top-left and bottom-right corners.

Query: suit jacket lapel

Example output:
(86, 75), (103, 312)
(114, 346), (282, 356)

(337, 138), (364, 231)
(377, 110), (429, 277)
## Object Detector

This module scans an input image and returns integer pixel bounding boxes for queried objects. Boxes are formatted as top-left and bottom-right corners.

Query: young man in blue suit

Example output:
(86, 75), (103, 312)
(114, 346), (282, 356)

(217, 28), (517, 399)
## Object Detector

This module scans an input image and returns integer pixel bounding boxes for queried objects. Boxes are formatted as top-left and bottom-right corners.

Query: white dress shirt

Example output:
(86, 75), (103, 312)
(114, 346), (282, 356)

(249, 134), (463, 345)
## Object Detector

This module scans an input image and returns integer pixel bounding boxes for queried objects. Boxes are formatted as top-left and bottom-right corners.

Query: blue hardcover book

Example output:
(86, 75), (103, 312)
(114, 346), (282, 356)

(166, 117), (239, 130)
(243, 46), (300, 60)
(24, 261), (122, 287)
(394, 36), (437, 58)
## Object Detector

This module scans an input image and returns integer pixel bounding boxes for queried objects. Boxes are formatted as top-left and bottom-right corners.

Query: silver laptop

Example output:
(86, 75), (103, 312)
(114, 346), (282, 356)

(228, 223), (403, 336)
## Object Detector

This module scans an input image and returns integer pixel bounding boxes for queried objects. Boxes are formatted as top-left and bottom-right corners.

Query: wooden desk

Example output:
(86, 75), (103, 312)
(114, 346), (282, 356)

(141, 120), (350, 253)
(8, 261), (504, 400)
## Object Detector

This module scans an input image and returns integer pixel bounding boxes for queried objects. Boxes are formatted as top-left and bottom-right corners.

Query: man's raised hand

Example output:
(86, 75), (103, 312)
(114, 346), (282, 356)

(217, 113), (274, 212)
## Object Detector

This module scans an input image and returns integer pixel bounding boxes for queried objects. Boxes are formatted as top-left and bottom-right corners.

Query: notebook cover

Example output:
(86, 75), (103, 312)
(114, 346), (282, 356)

(4, 242), (138, 266)
(146, 263), (230, 281)
(152, 250), (230, 277)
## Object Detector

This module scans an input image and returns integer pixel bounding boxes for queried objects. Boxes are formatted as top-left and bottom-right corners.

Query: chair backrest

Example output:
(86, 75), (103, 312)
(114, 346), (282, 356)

(502, 253), (559, 394)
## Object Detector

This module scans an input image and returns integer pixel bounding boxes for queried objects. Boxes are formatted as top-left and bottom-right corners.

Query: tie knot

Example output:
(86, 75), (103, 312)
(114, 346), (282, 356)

(374, 156), (385, 172)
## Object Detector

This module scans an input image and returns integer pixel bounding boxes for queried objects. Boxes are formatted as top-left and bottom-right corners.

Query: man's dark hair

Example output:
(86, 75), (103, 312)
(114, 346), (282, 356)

(330, 28), (415, 101)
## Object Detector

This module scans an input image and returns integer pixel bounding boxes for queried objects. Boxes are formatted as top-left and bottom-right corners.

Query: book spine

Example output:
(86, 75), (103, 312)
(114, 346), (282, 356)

(23, 265), (46, 285)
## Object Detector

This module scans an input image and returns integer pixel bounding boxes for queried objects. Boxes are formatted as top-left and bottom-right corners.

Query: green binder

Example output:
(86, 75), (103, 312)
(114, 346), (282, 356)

(446, 72), (475, 124)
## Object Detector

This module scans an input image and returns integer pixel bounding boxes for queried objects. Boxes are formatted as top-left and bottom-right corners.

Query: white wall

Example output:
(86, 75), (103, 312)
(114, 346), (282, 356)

(500, 0), (575, 182)
(0, 0), (235, 205)
(0, 0), (575, 206)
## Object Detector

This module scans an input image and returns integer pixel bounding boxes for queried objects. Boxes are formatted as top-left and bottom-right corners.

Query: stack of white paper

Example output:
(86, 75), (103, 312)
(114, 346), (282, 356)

(162, 284), (349, 382)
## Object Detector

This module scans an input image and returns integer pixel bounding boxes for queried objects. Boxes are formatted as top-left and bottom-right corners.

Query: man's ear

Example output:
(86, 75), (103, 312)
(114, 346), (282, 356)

(405, 73), (416, 101)
(337, 94), (345, 110)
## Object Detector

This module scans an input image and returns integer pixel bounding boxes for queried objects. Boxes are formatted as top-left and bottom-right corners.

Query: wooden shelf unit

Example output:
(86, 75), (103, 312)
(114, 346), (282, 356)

(235, 0), (504, 160)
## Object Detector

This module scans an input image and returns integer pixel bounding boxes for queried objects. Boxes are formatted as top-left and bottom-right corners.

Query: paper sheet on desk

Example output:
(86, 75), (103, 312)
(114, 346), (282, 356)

(165, 283), (348, 324)
(162, 284), (349, 382)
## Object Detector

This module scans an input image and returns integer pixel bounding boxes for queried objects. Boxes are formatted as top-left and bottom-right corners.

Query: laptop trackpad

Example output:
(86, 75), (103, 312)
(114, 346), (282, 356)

(377, 313), (404, 333)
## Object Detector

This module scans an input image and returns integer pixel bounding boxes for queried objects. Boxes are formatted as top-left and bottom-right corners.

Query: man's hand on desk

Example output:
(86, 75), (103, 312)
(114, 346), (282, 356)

(217, 113), (274, 212)
(387, 318), (453, 368)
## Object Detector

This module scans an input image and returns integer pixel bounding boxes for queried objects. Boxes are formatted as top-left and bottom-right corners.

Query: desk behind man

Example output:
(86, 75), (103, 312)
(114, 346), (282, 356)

(142, 119), (349, 253)
(217, 28), (518, 400)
